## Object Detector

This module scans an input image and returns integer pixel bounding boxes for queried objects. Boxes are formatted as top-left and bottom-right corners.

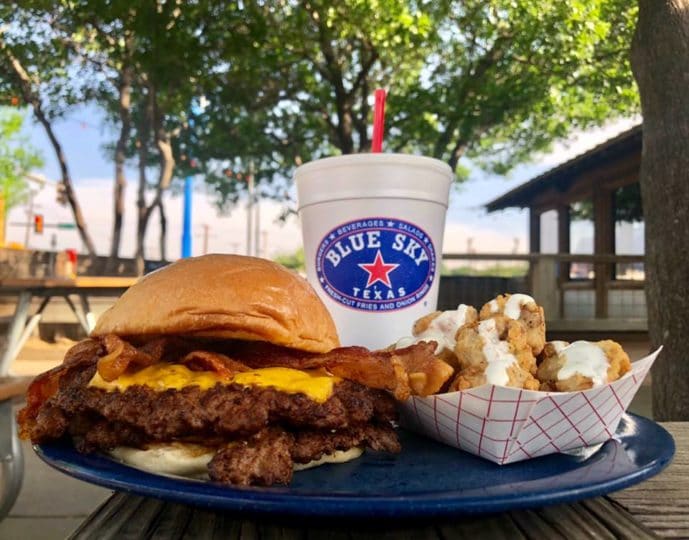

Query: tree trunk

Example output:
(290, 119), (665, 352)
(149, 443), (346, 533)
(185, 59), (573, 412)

(630, 0), (689, 420)
(335, 101), (354, 154)
(135, 89), (152, 276)
(448, 140), (468, 173)
(135, 85), (175, 274)
(105, 61), (133, 273)
(142, 89), (175, 247)
(1, 43), (98, 260)
(355, 79), (371, 152)
(157, 199), (167, 262)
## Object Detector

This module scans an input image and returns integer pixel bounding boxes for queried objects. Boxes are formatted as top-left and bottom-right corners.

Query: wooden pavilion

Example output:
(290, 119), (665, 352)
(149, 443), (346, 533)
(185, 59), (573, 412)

(484, 125), (646, 332)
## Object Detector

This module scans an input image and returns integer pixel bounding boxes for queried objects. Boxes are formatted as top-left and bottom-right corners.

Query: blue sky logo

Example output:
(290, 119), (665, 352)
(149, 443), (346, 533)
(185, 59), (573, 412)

(315, 217), (436, 312)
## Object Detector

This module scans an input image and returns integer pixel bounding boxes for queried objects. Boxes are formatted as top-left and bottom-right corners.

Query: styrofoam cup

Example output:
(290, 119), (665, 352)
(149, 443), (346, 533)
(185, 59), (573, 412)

(295, 153), (452, 349)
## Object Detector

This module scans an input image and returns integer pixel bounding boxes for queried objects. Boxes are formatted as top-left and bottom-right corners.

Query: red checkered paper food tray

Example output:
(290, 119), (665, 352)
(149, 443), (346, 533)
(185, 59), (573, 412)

(399, 349), (660, 465)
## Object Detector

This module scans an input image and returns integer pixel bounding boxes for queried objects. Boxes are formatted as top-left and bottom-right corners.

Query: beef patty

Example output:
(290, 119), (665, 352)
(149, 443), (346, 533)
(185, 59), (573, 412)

(208, 424), (400, 486)
(29, 359), (396, 443)
(21, 338), (401, 485)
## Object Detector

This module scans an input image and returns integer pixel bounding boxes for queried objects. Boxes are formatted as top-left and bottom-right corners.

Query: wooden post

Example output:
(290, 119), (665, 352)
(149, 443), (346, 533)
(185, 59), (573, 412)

(593, 189), (615, 318)
(531, 257), (559, 323)
(557, 204), (570, 319)
(528, 208), (541, 297)
(557, 204), (571, 275)
(529, 208), (541, 254)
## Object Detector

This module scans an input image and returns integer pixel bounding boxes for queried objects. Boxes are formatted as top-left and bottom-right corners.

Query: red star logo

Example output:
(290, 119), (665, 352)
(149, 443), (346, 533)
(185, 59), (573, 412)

(358, 251), (399, 288)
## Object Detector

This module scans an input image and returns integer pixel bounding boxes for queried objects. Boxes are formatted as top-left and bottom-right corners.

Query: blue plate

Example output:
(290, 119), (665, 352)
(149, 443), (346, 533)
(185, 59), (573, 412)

(35, 413), (673, 518)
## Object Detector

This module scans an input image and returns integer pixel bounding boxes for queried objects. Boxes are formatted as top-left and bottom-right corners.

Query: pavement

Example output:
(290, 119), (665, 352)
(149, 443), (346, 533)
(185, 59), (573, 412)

(0, 428), (112, 540)
(0, 334), (655, 539)
(0, 338), (111, 540)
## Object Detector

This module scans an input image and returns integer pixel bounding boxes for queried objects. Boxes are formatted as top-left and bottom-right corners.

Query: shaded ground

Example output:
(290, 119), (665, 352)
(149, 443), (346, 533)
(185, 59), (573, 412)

(0, 335), (653, 539)
(0, 338), (111, 540)
(7, 337), (76, 376)
(0, 427), (112, 540)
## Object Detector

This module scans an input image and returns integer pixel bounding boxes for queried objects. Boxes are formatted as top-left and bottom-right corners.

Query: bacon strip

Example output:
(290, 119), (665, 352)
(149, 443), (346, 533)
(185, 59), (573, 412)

(17, 339), (101, 440)
(97, 335), (165, 381)
(17, 365), (63, 440)
(19, 335), (452, 442)
(221, 340), (451, 400)
(94, 336), (452, 399)
(180, 350), (250, 379)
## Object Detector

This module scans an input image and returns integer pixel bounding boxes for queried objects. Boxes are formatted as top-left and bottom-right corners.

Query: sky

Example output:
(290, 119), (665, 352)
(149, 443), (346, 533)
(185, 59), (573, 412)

(7, 105), (639, 260)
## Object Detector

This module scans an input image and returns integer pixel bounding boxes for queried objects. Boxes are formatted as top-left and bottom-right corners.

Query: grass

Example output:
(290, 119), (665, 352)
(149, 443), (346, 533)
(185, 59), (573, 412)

(441, 264), (529, 278)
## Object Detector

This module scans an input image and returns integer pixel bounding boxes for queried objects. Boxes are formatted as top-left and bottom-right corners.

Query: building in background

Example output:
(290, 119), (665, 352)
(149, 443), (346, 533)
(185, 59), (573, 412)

(485, 125), (646, 332)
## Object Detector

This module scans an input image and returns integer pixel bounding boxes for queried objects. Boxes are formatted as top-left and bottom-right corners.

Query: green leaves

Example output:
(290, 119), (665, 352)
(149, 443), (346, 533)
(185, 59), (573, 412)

(404, 0), (638, 173)
(0, 108), (44, 212)
(0, 0), (639, 220)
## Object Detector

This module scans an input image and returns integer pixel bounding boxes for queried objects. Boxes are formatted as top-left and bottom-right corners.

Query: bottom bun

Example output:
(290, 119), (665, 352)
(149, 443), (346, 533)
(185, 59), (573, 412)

(109, 442), (215, 479)
(293, 447), (364, 471)
(109, 443), (364, 478)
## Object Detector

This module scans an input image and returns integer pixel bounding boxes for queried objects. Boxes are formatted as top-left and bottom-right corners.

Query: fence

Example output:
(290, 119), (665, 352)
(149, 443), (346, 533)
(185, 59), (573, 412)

(437, 275), (527, 311)
(440, 253), (647, 332)
(0, 248), (164, 279)
(0, 249), (646, 335)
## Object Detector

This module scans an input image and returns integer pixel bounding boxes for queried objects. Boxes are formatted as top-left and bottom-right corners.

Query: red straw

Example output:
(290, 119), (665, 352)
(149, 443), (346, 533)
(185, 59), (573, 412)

(371, 88), (386, 153)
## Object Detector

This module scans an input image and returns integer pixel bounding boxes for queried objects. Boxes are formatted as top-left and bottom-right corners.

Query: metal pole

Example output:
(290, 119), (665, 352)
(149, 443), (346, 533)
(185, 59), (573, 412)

(181, 175), (193, 258)
(49, 234), (57, 275)
(24, 190), (34, 248)
(202, 224), (210, 254)
(0, 291), (31, 375)
(246, 162), (254, 256)
(261, 230), (268, 258)
(254, 191), (260, 257)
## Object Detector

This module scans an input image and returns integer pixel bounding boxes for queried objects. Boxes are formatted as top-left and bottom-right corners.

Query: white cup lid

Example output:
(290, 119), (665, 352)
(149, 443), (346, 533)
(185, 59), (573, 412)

(295, 153), (453, 209)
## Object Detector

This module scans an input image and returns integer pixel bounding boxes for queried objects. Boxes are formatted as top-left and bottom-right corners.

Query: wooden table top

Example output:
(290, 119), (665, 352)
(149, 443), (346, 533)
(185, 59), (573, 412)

(0, 276), (138, 292)
(67, 422), (686, 539)
(0, 376), (31, 401)
(609, 421), (688, 538)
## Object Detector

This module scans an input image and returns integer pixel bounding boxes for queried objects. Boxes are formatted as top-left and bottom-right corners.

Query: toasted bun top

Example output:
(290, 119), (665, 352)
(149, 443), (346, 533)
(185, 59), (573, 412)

(92, 254), (340, 353)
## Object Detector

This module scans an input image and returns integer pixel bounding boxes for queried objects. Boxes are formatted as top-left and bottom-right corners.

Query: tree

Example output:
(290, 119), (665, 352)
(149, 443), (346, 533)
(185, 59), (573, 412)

(394, 0), (639, 173)
(200, 1), (639, 210)
(15, 2), (178, 272)
(0, 11), (99, 259)
(630, 0), (689, 420)
(120, 1), (269, 273)
(257, 1), (636, 167)
(1, 1), (644, 267)
(274, 248), (305, 272)
(2, 2), (275, 271)
(61, 9), (136, 270)
(0, 109), (43, 236)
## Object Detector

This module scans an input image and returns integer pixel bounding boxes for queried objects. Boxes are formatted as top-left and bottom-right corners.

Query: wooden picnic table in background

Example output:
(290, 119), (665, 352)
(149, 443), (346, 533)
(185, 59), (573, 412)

(0, 276), (137, 376)
(68, 422), (687, 539)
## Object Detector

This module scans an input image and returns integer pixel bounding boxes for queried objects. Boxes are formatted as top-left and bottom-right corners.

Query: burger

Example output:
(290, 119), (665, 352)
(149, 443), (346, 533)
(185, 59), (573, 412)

(18, 255), (451, 486)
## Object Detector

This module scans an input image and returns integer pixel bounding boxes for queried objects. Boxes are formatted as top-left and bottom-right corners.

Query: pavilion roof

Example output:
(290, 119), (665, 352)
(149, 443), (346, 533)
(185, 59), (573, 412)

(485, 124), (642, 211)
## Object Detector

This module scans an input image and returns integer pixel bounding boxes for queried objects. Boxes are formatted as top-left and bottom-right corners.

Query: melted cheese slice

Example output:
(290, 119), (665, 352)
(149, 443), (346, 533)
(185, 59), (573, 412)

(88, 364), (340, 403)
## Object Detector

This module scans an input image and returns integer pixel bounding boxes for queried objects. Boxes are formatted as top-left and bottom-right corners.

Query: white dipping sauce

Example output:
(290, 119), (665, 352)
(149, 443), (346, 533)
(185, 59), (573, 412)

(549, 341), (569, 355)
(395, 304), (470, 353)
(478, 318), (517, 386)
(556, 341), (609, 386)
(394, 336), (417, 349)
(503, 293), (536, 320)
